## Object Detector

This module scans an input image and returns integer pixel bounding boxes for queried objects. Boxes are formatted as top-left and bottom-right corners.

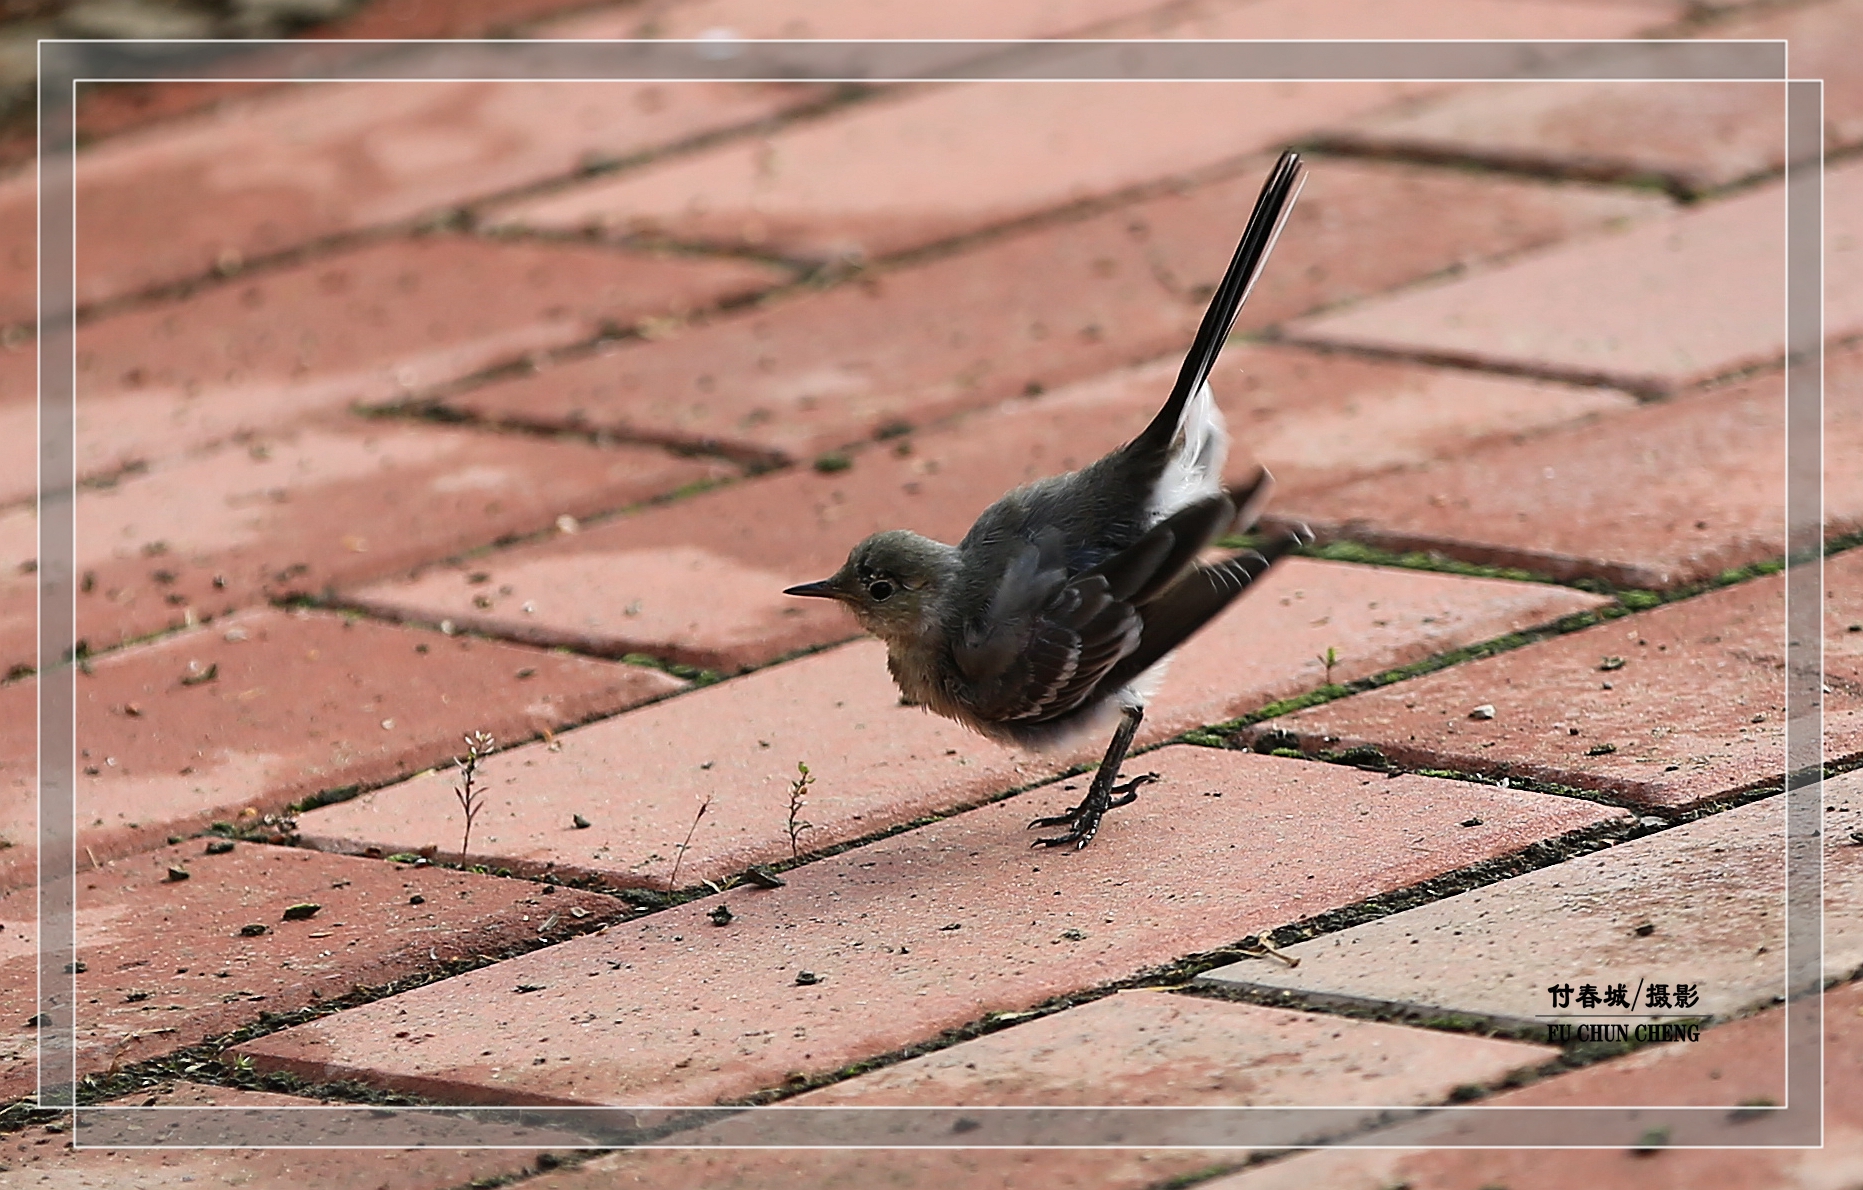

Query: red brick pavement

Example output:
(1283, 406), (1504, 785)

(239, 748), (1621, 1105)
(1319, 79), (1788, 198)
(0, 842), (628, 1099)
(0, 606), (682, 890)
(1249, 549), (1863, 811)
(1201, 792), (1860, 1024)
(551, 991), (1553, 1188)
(1281, 346), (1861, 588)
(1206, 979), (1861, 1189)
(1314, 0), (1862, 197)
(0, 349), (28, 508)
(484, 80), (1433, 260)
(4, 0), (1847, 1161)
(559, 0), (1681, 49)
(30, 79), (821, 317)
(560, 0), (1205, 41)
(2, 1082), (550, 1186)
(348, 348), (1621, 671)
(0, 417), (730, 673)
(1283, 163), (1862, 396)
(63, 236), (783, 491)
(494, 0), (1667, 263)
(450, 157), (1658, 463)
(297, 565), (1601, 888)
(33, 0), (1209, 178)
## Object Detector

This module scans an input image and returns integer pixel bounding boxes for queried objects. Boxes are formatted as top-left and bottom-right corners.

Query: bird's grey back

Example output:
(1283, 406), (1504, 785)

(953, 445), (1161, 592)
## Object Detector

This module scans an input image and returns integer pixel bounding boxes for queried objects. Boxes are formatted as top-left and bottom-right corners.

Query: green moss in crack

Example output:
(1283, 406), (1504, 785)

(290, 784), (359, 815)
(1183, 609), (1606, 747)
(619, 653), (722, 686)
(1151, 1165), (1246, 1190)
(1298, 539), (1547, 585)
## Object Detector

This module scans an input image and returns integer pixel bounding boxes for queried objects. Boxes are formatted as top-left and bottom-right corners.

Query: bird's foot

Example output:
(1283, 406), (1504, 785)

(1028, 772), (1157, 849)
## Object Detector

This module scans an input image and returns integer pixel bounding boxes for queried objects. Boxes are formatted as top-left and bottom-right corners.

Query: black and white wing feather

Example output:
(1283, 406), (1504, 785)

(952, 472), (1280, 728)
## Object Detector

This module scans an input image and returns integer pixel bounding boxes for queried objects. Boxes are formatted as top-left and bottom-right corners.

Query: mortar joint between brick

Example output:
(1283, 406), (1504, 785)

(56, 82), (881, 325)
(720, 813), (1635, 1115)
(0, 905), (635, 1125)
(1296, 134), (1699, 204)
(1269, 329), (1677, 402)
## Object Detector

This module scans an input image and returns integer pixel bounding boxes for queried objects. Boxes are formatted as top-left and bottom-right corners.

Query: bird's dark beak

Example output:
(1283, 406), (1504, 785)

(783, 578), (844, 600)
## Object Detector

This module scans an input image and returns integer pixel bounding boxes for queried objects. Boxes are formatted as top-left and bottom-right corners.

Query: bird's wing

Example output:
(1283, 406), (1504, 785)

(949, 529), (1067, 686)
(952, 565), (1140, 724)
(954, 487), (1251, 725)
(1097, 523), (1310, 697)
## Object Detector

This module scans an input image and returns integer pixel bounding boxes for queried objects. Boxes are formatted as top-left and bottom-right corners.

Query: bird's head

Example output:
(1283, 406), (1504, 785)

(784, 530), (953, 640)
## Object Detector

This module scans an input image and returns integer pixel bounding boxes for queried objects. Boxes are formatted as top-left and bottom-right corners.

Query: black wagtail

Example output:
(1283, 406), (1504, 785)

(786, 150), (1309, 848)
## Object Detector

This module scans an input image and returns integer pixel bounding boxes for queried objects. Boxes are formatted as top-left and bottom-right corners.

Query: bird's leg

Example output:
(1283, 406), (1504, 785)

(1029, 706), (1156, 849)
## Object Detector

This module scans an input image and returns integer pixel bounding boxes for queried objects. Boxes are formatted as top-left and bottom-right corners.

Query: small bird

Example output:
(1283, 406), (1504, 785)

(785, 150), (1310, 848)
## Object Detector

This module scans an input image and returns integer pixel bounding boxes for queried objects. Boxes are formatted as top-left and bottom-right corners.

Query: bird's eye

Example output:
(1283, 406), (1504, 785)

(867, 580), (895, 602)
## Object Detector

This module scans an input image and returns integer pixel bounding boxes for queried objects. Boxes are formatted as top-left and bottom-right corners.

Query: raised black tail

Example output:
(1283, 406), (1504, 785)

(1129, 149), (1305, 461)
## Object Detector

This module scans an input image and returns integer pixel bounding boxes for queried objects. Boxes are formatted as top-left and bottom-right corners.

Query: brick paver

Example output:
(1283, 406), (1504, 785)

(486, 80), (1429, 261)
(504, 0), (1670, 261)
(0, 0), (1224, 180)
(560, 0), (1682, 41)
(0, 344), (27, 405)
(556, 0), (1188, 39)
(66, 236), (784, 487)
(0, 607), (684, 891)
(1250, 550), (1863, 811)
(0, 510), (27, 673)
(1284, 347), (1862, 589)
(1315, 0), (1860, 197)
(1287, 160), (1863, 397)
(0, 680), (26, 891)
(0, 842), (627, 1098)
(800, 989), (1551, 1106)
(27, 79), (820, 312)
(1746, 0), (1863, 152)
(240, 746), (1621, 1105)
(1201, 791), (1858, 1028)
(0, 349), (28, 507)
(352, 345), (1627, 671)
(1134, 0), (1683, 34)
(33, 0), (661, 172)
(7, 1082), (550, 1184)
(300, 562), (1604, 886)
(0, 417), (730, 672)
(1832, 558), (1863, 711)
(451, 157), (1662, 464)
(12, 0), (1836, 1141)
(0, 203), (25, 330)
(1319, 80), (1784, 198)
(6, 0), (1838, 1159)
(1202, 979), (1862, 1188)
(330, 0), (627, 38)
(558, 991), (1551, 1186)
(1818, 770), (1862, 978)
(26, 0), (1263, 192)
(0, 0), (1677, 325)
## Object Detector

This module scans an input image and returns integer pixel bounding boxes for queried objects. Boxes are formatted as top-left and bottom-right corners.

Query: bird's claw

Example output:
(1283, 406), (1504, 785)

(1027, 772), (1157, 848)
(1106, 770), (1158, 805)
(1030, 820), (1102, 850)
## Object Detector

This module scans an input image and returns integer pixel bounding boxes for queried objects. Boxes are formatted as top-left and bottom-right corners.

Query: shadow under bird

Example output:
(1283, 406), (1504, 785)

(785, 150), (1311, 848)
